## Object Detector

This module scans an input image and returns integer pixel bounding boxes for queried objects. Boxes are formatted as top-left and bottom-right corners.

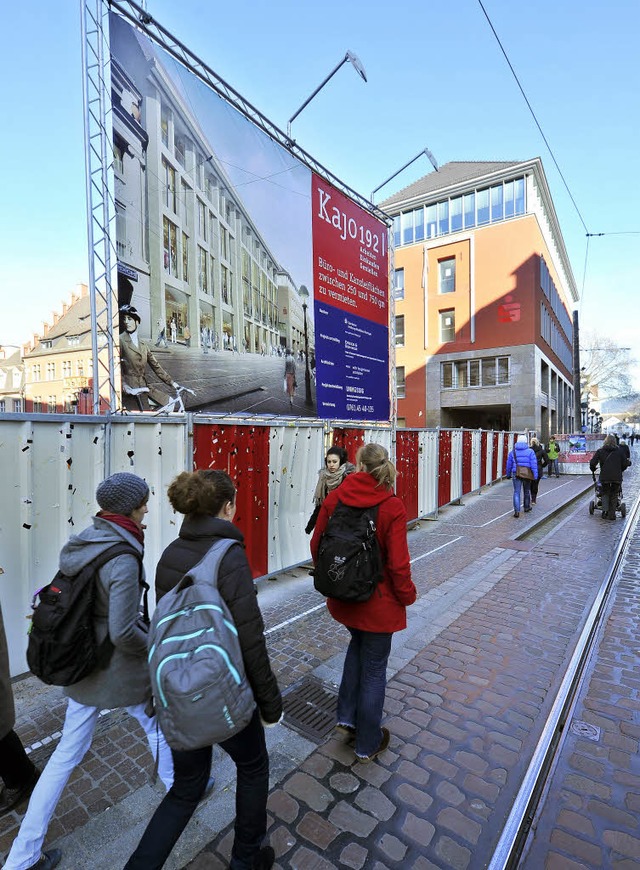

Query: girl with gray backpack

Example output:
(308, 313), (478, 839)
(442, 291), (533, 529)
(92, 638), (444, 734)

(124, 470), (282, 870)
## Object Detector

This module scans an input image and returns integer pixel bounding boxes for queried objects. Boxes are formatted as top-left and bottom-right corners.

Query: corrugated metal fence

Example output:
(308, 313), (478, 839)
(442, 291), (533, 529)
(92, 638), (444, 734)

(0, 415), (515, 674)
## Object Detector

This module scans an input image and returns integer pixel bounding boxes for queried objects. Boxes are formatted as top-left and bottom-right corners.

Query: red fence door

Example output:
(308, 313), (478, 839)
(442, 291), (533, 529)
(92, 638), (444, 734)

(438, 430), (452, 507)
(395, 430), (419, 521)
(462, 430), (473, 495)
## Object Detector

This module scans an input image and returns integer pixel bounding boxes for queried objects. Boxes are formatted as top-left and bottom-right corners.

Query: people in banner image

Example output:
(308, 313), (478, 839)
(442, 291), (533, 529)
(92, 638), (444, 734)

(284, 350), (297, 406)
(119, 306), (180, 411)
(170, 318), (177, 344)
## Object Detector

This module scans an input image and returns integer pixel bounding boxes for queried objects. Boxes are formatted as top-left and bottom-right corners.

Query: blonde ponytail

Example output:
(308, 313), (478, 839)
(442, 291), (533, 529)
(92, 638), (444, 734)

(356, 443), (396, 490)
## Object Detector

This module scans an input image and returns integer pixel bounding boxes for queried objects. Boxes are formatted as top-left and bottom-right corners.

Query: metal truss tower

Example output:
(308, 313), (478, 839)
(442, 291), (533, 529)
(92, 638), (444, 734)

(81, 0), (120, 413)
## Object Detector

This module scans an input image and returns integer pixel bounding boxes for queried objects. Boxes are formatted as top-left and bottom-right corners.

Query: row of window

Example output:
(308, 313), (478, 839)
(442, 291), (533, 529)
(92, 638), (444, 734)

(0, 399), (23, 413)
(393, 177), (526, 248)
(441, 357), (510, 389)
(29, 361), (85, 382)
(396, 310), (457, 345)
(540, 256), (572, 342)
(540, 303), (573, 371)
(162, 216), (235, 305)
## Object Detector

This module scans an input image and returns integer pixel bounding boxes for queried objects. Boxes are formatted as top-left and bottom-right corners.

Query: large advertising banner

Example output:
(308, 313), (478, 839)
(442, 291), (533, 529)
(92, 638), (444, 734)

(109, 12), (389, 421)
(312, 175), (389, 420)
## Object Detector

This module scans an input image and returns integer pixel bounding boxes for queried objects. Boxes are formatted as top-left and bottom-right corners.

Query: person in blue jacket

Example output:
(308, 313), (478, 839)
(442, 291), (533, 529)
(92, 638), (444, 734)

(505, 434), (538, 518)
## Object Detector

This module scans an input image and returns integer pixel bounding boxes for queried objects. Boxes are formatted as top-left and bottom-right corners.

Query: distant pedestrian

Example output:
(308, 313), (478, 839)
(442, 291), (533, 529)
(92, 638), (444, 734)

(547, 437), (560, 478)
(284, 350), (297, 406)
(183, 325), (191, 347)
(0, 606), (40, 819)
(311, 443), (417, 763)
(505, 435), (538, 518)
(201, 326), (209, 354)
(529, 437), (548, 505)
(619, 437), (631, 464)
(4, 473), (173, 870)
(589, 434), (628, 520)
(124, 470), (282, 870)
(155, 320), (168, 348)
(305, 447), (356, 534)
(170, 318), (177, 344)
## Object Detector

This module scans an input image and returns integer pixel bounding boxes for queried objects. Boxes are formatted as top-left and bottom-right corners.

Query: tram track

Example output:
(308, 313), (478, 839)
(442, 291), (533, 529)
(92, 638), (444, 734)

(487, 485), (640, 869)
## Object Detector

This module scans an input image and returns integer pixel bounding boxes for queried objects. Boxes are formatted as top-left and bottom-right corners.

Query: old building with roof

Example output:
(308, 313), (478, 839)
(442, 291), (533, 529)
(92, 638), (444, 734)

(381, 158), (577, 439)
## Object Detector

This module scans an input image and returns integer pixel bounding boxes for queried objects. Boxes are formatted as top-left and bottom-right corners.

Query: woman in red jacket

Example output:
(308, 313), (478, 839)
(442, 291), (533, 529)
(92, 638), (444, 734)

(311, 443), (416, 763)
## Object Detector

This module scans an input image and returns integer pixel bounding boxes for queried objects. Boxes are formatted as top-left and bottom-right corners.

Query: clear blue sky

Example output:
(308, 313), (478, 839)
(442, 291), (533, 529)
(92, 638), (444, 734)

(1, 0), (638, 386)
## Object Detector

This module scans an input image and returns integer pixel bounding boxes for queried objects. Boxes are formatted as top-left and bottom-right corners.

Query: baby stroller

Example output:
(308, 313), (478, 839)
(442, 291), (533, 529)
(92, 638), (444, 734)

(588, 474), (626, 518)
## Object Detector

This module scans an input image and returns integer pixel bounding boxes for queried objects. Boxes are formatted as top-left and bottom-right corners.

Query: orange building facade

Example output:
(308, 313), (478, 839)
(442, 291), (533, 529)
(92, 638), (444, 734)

(382, 160), (578, 441)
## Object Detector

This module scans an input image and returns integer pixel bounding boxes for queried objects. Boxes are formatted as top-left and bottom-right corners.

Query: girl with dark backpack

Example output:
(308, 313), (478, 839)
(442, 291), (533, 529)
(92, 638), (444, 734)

(125, 470), (282, 870)
(5, 473), (173, 870)
(310, 443), (417, 764)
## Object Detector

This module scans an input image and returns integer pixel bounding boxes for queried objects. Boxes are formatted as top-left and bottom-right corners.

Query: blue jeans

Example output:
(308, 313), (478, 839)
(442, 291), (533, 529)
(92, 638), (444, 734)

(548, 458), (559, 476)
(337, 627), (392, 758)
(124, 708), (269, 870)
(512, 477), (532, 513)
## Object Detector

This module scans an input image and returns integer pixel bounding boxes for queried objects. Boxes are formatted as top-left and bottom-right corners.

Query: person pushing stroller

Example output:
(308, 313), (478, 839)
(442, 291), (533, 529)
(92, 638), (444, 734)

(589, 434), (630, 520)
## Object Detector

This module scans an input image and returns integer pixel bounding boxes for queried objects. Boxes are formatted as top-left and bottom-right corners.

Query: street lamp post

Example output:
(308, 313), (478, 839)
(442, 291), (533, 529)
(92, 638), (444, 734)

(371, 146), (439, 202)
(298, 285), (312, 406)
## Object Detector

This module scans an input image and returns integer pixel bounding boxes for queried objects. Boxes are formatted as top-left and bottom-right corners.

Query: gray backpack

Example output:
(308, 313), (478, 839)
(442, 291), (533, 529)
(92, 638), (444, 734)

(148, 538), (256, 751)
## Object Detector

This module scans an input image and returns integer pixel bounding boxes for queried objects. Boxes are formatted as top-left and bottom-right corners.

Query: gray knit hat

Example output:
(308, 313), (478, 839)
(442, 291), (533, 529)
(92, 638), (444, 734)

(96, 473), (149, 516)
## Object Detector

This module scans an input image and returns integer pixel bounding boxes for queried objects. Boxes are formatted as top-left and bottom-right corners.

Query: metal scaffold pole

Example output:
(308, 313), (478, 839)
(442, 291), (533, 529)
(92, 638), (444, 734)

(81, 0), (120, 413)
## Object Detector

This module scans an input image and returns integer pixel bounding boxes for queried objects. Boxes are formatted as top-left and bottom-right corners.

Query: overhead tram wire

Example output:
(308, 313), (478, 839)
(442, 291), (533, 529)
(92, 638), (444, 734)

(476, 0), (590, 237)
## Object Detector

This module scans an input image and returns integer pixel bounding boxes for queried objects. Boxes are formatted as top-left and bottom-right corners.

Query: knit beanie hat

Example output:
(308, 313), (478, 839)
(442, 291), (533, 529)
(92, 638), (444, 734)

(96, 473), (149, 516)
(517, 435), (528, 444)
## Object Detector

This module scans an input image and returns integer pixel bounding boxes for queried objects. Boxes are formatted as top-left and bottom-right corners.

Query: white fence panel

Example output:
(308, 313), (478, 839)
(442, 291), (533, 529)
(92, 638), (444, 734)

(417, 430), (438, 518)
(450, 429), (463, 503)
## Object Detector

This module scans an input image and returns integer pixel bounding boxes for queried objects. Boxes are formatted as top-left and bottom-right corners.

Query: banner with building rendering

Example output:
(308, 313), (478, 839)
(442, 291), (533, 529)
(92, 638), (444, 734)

(109, 11), (389, 421)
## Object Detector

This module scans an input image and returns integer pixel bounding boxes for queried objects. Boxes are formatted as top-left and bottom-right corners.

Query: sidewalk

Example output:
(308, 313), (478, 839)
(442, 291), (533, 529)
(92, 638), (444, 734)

(3, 468), (636, 868)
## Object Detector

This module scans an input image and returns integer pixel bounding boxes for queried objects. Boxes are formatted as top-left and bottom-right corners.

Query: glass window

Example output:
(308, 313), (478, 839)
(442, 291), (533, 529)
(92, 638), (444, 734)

(393, 215), (401, 248)
(182, 232), (189, 282)
(181, 181), (190, 227)
(438, 200), (449, 235)
(395, 315), (405, 347)
(497, 357), (510, 384)
(477, 188), (490, 225)
(440, 310), (455, 343)
(115, 202), (126, 258)
(13, 399), (21, 413)
(469, 360), (480, 386)
(450, 197), (462, 232)
(46, 362), (56, 380)
(455, 361), (468, 388)
(113, 142), (124, 175)
(174, 134), (186, 166)
(197, 200), (207, 241)
(161, 105), (170, 148)
(442, 362), (453, 388)
(463, 193), (475, 228)
(163, 159), (176, 213)
(210, 255), (216, 293)
(439, 257), (456, 294)
(425, 204), (437, 239)
(163, 217), (178, 277)
(198, 246), (208, 294)
(504, 180), (515, 217)
(490, 184), (503, 222)
(396, 366), (406, 399)
(401, 212), (413, 245)
(394, 268), (405, 301)
(0, 400), (5, 413)
(414, 207), (425, 242)
(482, 358), (496, 386)
(515, 178), (525, 214)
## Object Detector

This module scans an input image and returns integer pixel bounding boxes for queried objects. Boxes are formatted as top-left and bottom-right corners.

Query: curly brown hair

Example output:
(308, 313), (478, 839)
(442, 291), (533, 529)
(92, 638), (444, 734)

(167, 469), (236, 516)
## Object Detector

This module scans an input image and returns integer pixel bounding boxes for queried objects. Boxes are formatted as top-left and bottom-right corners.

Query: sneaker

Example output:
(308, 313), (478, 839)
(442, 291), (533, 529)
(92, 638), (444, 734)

(356, 727), (390, 764)
(30, 850), (62, 870)
(0, 767), (40, 817)
(513, 511), (519, 518)
(531, 499), (536, 505)
(252, 845), (275, 869)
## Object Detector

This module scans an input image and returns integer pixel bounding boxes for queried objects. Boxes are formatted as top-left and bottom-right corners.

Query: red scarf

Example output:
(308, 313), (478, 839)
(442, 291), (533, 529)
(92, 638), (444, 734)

(97, 511), (145, 545)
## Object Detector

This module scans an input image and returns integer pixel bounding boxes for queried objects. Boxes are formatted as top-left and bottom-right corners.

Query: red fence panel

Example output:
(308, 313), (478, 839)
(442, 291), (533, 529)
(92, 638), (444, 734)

(193, 422), (270, 578)
(480, 431), (488, 486)
(502, 433), (511, 475)
(461, 430), (473, 495)
(395, 430), (419, 521)
(491, 432), (500, 481)
(331, 428), (366, 465)
(438, 430), (452, 508)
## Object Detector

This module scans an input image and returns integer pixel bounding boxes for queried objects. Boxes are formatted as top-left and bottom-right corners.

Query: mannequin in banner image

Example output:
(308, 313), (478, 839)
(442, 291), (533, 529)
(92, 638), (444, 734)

(119, 306), (180, 411)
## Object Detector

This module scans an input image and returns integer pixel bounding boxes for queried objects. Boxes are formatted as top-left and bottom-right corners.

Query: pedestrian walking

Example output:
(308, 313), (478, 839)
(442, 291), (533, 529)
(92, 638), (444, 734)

(201, 326), (209, 354)
(283, 349), (297, 406)
(505, 435), (538, 518)
(4, 473), (173, 870)
(589, 434), (629, 520)
(529, 437), (548, 505)
(547, 437), (560, 478)
(170, 318), (177, 344)
(305, 446), (355, 534)
(0, 607), (40, 819)
(124, 470), (282, 870)
(155, 320), (168, 348)
(310, 443), (417, 764)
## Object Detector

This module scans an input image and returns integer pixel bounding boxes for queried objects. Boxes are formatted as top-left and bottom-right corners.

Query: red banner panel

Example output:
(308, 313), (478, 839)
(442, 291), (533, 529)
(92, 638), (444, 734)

(193, 423), (270, 577)
(438, 430), (452, 508)
(395, 430), (419, 522)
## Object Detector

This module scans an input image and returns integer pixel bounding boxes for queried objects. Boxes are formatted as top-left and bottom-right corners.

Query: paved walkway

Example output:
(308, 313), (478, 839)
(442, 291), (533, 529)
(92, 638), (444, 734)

(1, 459), (638, 868)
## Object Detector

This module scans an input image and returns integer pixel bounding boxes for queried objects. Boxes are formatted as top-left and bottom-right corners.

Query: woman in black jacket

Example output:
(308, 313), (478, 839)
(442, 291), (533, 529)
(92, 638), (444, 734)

(589, 434), (629, 520)
(529, 438), (548, 505)
(125, 470), (282, 870)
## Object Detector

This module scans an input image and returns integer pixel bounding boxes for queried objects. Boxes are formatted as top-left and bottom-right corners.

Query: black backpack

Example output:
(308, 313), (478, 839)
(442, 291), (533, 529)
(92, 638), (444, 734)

(313, 501), (383, 602)
(27, 543), (145, 686)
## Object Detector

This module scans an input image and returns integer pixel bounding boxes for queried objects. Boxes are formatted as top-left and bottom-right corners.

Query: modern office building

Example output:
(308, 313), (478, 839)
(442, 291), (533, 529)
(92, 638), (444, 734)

(381, 159), (577, 439)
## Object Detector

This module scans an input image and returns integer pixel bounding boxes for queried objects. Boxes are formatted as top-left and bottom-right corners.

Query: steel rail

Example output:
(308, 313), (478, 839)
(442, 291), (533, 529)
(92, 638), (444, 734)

(487, 488), (640, 869)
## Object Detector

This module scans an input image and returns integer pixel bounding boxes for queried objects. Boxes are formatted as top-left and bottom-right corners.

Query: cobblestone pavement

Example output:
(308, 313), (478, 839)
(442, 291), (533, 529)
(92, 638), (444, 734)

(1, 460), (638, 868)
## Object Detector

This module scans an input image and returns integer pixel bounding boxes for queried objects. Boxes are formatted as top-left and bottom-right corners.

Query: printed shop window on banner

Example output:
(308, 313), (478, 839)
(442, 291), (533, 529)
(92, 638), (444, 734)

(311, 174), (390, 422)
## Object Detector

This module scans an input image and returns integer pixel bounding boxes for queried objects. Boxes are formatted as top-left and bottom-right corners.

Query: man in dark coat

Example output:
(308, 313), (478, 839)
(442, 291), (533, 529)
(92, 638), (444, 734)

(589, 434), (628, 520)
(0, 606), (39, 817)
